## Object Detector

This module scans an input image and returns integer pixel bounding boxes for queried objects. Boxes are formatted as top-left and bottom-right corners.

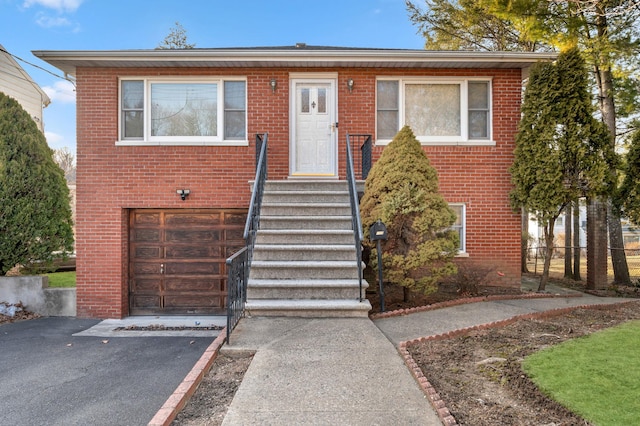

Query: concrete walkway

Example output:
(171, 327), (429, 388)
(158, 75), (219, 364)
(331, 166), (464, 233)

(218, 283), (630, 425)
(221, 317), (441, 425)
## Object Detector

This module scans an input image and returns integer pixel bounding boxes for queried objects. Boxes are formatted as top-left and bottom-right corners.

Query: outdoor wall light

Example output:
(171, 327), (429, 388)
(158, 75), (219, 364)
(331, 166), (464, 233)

(347, 78), (354, 93)
(176, 189), (190, 200)
(270, 78), (277, 93)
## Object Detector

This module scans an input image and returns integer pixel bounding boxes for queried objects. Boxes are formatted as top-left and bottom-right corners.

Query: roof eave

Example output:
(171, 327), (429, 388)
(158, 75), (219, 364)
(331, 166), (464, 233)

(32, 48), (558, 77)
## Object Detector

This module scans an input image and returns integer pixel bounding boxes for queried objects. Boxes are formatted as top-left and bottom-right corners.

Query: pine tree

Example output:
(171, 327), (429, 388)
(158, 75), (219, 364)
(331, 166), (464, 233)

(0, 93), (74, 275)
(157, 22), (195, 49)
(618, 128), (640, 226)
(510, 48), (614, 291)
(360, 126), (459, 296)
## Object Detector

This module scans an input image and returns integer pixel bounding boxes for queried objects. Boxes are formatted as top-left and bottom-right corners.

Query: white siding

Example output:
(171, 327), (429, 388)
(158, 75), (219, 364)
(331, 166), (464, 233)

(0, 45), (50, 132)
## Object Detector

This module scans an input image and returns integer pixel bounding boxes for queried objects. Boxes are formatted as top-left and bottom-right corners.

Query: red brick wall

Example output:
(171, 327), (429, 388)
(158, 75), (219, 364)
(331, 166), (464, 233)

(75, 66), (522, 318)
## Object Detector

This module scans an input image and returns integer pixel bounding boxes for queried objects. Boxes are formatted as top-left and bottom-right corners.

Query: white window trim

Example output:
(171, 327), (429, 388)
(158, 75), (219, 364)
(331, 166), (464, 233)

(376, 77), (494, 146)
(449, 203), (467, 256)
(116, 77), (248, 146)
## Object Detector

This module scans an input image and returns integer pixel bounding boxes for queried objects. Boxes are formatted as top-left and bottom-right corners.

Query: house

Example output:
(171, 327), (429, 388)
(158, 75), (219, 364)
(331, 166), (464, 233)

(34, 45), (556, 319)
(1, 44), (50, 133)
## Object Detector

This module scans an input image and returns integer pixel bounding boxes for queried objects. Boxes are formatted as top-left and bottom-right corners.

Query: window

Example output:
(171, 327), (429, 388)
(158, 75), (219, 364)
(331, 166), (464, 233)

(376, 78), (491, 145)
(119, 78), (246, 145)
(449, 204), (466, 253)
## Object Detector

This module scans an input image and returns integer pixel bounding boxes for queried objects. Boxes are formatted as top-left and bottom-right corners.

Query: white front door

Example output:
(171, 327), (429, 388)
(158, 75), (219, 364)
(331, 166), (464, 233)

(291, 79), (337, 176)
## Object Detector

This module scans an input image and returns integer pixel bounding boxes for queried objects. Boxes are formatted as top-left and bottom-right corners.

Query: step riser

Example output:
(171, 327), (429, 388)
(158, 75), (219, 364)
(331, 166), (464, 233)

(244, 308), (370, 318)
(252, 249), (356, 261)
(265, 181), (349, 192)
(256, 232), (354, 245)
(261, 205), (351, 216)
(250, 266), (361, 280)
(259, 217), (352, 230)
(263, 193), (350, 204)
(247, 287), (361, 300)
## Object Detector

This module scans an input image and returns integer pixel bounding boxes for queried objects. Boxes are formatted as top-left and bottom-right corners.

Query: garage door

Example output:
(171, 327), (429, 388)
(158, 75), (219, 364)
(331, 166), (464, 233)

(129, 209), (246, 315)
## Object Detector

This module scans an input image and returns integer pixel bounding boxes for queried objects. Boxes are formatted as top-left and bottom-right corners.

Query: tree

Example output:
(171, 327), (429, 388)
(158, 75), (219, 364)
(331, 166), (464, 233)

(407, 0), (640, 285)
(0, 93), (74, 275)
(617, 128), (640, 225)
(406, 0), (549, 51)
(360, 126), (459, 297)
(157, 22), (195, 49)
(510, 48), (614, 291)
(53, 147), (76, 183)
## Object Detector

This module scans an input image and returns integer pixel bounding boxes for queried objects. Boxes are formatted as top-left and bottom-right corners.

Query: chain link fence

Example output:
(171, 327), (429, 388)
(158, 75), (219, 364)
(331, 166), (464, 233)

(526, 246), (640, 284)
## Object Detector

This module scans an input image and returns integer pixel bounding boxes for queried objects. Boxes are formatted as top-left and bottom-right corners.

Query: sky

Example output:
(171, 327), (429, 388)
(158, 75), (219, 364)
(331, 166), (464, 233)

(0, 0), (426, 155)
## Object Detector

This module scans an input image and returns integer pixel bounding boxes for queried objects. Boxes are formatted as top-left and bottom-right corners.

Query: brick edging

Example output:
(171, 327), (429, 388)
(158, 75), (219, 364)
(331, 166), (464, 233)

(148, 329), (227, 426)
(370, 291), (581, 320)
(397, 301), (638, 426)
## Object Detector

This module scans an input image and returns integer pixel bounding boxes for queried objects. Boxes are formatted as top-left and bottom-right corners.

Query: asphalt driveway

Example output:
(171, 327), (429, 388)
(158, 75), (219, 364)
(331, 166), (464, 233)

(0, 317), (214, 426)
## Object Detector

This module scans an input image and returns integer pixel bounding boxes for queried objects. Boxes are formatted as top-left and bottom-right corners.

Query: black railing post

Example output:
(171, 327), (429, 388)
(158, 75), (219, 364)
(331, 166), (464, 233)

(225, 132), (268, 343)
(346, 133), (365, 301)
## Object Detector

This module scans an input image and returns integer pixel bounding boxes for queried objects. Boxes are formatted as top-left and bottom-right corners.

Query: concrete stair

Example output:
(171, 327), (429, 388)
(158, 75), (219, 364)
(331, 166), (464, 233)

(245, 180), (371, 317)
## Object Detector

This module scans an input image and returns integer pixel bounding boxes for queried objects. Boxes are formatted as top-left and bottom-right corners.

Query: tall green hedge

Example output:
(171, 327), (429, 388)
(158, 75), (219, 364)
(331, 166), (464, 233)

(0, 92), (74, 275)
(360, 126), (458, 295)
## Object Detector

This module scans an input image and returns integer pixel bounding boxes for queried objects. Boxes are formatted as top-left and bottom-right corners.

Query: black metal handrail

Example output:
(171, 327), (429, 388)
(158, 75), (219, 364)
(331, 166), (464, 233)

(225, 133), (268, 342)
(226, 246), (248, 343)
(346, 133), (365, 301)
(244, 133), (268, 264)
(348, 134), (372, 180)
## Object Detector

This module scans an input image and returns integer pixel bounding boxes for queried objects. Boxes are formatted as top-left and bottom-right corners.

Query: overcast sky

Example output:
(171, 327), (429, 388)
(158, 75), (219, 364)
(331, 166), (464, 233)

(0, 0), (425, 153)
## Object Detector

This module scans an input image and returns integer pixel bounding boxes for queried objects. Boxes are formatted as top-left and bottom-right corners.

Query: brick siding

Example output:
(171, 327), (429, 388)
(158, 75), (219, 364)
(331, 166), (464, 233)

(75, 66), (522, 318)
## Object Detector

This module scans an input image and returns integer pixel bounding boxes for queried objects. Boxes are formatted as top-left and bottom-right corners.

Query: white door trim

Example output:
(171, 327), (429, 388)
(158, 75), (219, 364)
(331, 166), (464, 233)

(289, 75), (338, 178)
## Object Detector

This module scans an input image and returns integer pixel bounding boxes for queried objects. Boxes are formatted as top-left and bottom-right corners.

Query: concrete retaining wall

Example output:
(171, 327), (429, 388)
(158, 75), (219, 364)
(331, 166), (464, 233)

(0, 276), (76, 317)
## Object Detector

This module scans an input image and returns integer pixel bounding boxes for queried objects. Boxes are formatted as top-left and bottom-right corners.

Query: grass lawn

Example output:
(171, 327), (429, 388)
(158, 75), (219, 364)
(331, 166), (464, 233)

(523, 321), (640, 425)
(44, 271), (76, 288)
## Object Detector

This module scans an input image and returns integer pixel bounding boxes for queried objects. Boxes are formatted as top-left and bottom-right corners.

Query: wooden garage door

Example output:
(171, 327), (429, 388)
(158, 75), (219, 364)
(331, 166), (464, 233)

(129, 209), (246, 315)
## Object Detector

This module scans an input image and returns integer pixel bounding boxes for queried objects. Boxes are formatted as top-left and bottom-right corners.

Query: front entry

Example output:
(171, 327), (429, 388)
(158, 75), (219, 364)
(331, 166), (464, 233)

(290, 79), (337, 177)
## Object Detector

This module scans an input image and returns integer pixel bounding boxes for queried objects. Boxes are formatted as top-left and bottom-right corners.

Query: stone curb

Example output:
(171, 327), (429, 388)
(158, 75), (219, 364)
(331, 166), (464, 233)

(369, 291), (580, 320)
(397, 300), (639, 426)
(147, 329), (227, 426)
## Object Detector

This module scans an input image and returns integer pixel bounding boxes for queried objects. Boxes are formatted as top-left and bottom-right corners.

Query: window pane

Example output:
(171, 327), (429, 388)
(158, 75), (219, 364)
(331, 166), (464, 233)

(317, 88), (326, 113)
(224, 111), (245, 140)
(377, 80), (398, 109)
(469, 111), (488, 139)
(377, 81), (399, 139)
(224, 81), (246, 140)
(468, 82), (489, 109)
(151, 83), (217, 137)
(449, 205), (464, 252)
(224, 81), (245, 110)
(122, 81), (143, 109)
(377, 110), (399, 140)
(123, 111), (143, 139)
(301, 88), (310, 113)
(406, 84), (460, 137)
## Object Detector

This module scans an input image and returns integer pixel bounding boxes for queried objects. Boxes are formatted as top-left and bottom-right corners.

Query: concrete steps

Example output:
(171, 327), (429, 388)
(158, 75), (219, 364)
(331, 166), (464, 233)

(246, 180), (371, 318)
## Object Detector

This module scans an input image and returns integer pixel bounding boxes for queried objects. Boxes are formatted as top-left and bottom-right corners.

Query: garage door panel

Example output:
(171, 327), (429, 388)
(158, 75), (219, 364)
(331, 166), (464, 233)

(165, 229), (220, 243)
(164, 277), (222, 292)
(165, 245), (221, 259)
(131, 294), (161, 309)
(129, 208), (246, 315)
(134, 246), (162, 259)
(131, 278), (160, 292)
(165, 213), (221, 226)
(132, 229), (161, 242)
(132, 262), (162, 275)
(165, 262), (220, 275)
(132, 212), (161, 225)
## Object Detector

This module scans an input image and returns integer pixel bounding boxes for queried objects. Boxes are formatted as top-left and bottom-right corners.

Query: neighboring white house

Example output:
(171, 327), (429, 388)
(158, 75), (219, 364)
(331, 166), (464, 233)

(0, 44), (50, 132)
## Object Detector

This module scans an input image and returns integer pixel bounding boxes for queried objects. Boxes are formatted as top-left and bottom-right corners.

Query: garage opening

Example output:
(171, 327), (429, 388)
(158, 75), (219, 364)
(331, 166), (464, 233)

(129, 209), (246, 315)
